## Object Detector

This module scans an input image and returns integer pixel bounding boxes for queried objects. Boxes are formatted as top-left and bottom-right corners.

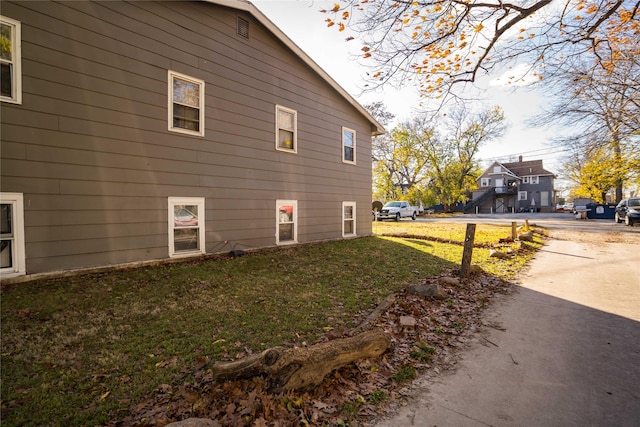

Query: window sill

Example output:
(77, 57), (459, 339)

(1, 97), (22, 105)
(169, 127), (204, 137)
(276, 147), (297, 154)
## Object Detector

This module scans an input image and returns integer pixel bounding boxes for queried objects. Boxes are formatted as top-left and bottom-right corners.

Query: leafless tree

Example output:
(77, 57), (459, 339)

(534, 41), (639, 201)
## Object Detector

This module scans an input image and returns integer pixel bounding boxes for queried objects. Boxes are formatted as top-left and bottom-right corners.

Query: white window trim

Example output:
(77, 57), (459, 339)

(1, 16), (22, 104)
(342, 127), (356, 164)
(492, 166), (501, 173)
(522, 176), (529, 184)
(531, 175), (539, 184)
(0, 192), (26, 277)
(276, 199), (298, 245)
(481, 178), (491, 187)
(342, 201), (356, 237)
(168, 197), (205, 258)
(275, 105), (297, 153)
(168, 70), (205, 137)
(518, 191), (528, 201)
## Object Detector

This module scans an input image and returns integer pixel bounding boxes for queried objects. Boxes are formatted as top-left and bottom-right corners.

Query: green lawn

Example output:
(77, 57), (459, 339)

(1, 222), (542, 426)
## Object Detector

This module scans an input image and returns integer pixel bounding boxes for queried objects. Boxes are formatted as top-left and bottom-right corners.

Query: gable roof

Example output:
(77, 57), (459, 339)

(485, 162), (519, 179)
(480, 159), (555, 181)
(204, 0), (385, 136)
(501, 159), (555, 177)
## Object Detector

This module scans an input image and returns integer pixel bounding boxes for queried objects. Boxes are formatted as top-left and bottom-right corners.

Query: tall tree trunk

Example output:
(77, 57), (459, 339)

(613, 134), (623, 202)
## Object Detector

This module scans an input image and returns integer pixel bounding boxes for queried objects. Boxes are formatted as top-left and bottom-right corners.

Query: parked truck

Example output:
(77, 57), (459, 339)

(376, 201), (420, 221)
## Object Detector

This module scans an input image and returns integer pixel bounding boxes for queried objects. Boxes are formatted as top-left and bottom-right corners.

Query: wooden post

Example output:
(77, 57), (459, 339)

(511, 221), (517, 240)
(460, 223), (476, 278)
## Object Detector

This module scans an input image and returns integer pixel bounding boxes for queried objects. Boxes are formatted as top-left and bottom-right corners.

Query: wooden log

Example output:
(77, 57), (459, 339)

(349, 294), (396, 336)
(210, 329), (390, 391)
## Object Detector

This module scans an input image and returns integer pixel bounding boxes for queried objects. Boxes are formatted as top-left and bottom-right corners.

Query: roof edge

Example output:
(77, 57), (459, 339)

(203, 0), (385, 135)
(480, 161), (555, 179)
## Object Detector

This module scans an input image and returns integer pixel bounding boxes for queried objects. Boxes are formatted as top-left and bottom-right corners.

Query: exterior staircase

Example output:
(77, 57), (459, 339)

(464, 188), (496, 213)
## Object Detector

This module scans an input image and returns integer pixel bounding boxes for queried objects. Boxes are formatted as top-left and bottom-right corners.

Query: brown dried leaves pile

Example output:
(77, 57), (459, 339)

(109, 271), (513, 427)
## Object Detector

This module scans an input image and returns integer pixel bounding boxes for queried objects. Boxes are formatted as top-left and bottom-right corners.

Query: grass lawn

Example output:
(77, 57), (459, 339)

(1, 221), (543, 426)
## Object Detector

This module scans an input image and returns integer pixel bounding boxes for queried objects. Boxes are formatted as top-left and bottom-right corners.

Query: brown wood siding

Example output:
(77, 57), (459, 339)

(0, 1), (374, 275)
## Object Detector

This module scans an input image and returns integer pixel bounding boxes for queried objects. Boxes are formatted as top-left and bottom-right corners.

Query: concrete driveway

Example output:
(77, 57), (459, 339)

(375, 213), (640, 427)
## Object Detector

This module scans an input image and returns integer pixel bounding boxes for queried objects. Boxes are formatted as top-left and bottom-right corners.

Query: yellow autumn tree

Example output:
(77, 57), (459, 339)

(534, 34), (639, 202)
(566, 147), (627, 203)
(371, 106), (504, 210)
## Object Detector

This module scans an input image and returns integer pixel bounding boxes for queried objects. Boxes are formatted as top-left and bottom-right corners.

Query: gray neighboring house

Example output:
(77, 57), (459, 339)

(0, 0), (384, 280)
(467, 157), (556, 214)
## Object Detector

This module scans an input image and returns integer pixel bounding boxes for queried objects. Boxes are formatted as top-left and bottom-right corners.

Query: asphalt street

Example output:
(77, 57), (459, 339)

(374, 213), (640, 427)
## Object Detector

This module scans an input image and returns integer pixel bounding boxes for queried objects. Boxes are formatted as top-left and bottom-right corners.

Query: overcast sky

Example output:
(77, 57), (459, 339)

(252, 1), (568, 174)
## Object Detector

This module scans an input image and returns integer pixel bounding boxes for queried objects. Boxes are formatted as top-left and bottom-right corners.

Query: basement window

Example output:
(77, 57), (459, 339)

(276, 200), (297, 245)
(0, 193), (25, 277)
(342, 202), (356, 237)
(168, 197), (205, 257)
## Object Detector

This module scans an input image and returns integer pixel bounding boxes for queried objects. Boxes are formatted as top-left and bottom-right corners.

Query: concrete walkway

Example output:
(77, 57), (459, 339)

(375, 230), (640, 426)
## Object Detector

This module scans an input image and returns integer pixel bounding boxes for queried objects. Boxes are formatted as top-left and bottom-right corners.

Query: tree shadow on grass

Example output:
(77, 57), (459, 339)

(1, 236), (506, 427)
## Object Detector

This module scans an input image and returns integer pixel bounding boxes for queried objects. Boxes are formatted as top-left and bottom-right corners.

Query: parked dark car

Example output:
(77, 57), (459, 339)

(614, 197), (640, 226)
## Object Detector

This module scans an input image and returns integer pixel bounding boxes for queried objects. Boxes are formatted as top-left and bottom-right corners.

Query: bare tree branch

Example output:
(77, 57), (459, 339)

(324, 0), (637, 101)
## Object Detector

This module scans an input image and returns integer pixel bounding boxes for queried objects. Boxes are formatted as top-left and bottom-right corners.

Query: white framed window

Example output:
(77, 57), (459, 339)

(530, 175), (539, 184)
(1, 16), (22, 104)
(481, 178), (491, 187)
(342, 127), (356, 164)
(168, 197), (205, 257)
(522, 176), (529, 184)
(493, 166), (501, 173)
(276, 105), (297, 152)
(0, 193), (26, 277)
(276, 200), (297, 244)
(342, 201), (356, 237)
(168, 71), (204, 136)
(518, 191), (527, 201)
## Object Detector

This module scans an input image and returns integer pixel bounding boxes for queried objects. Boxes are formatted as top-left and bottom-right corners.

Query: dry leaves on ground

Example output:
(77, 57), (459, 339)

(107, 270), (514, 427)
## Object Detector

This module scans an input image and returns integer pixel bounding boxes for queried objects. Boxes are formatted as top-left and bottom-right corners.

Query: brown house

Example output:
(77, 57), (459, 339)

(0, 0), (384, 280)
(467, 157), (556, 214)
